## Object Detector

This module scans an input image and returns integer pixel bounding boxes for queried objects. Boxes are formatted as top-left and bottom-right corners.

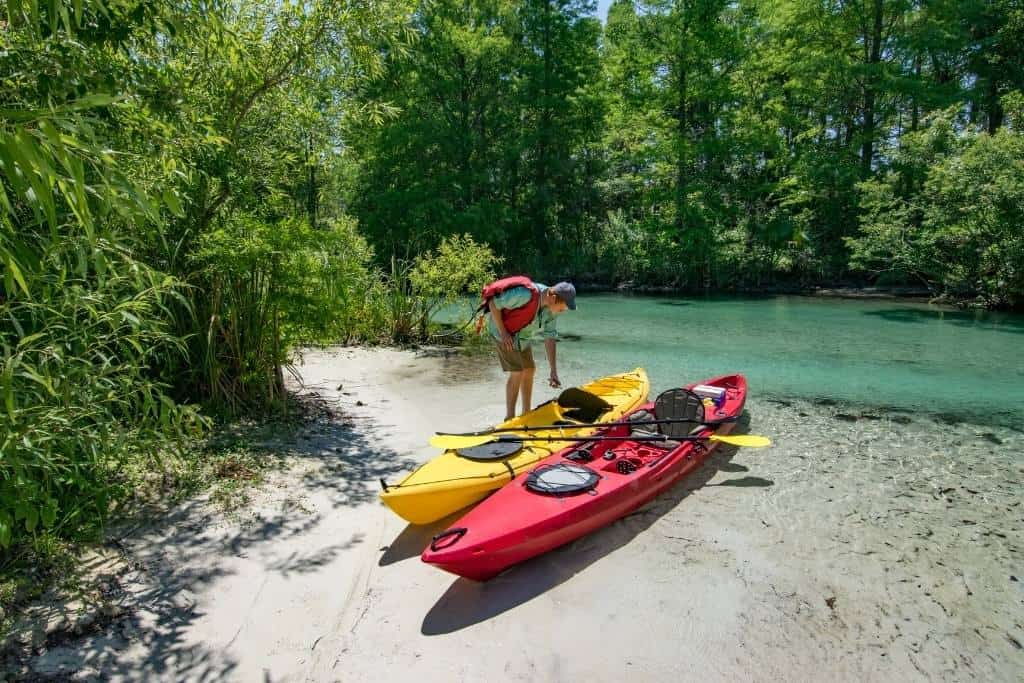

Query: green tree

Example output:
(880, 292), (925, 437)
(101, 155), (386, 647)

(347, 0), (521, 258)
(849, 106), (1024, 307)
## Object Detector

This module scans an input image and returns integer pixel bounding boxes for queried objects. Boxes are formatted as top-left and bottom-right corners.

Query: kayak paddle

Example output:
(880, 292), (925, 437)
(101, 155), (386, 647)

(430, 417), (739, 450)
(433, 431), (771, 450)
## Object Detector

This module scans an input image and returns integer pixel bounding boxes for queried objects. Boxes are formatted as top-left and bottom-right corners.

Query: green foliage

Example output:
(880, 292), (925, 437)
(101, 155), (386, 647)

(0, 0), (416, 555)
(346, 0), (604, 272)
(0, 0), (204, 551)
(410, 234), (501, 304)
(339, 0), (1023, 304)
(591, 210), (679, 284)
(849, 108), (1024, 307)
(187, 215), (373, 412)
(367, 234), (502, 343)
(0, 245), (204, 548)
(406, 234), (501, 338)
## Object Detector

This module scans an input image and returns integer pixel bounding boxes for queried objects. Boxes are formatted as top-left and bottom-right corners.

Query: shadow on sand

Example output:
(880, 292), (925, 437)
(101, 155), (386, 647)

(378, 511), (469, 566)
(23, 406), (412, 680)
(420, 414), (769, 636)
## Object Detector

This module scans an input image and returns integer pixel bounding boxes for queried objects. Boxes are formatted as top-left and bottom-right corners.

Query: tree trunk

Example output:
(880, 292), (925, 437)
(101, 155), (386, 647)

(860, 0), (884, 178)
(534, 0), (554, 250)
(675, 64), (688, 239)
(306, 132), (317, 225)
(986, 76), (1003, 134)
(458, 52), (473, 209)
(910, 54), (921, 132)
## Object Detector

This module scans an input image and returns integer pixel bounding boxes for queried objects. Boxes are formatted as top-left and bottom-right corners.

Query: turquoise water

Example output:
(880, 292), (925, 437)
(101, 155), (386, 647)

(545, 294), (1024, 426)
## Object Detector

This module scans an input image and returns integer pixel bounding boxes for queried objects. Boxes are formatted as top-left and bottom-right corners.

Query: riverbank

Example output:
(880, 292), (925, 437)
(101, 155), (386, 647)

(4, 346), (1022, 681)
(570, 280), (1024, 310)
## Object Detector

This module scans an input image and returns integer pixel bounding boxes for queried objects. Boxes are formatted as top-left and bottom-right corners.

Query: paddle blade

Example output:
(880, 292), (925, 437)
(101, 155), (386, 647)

(429, 433), (496, 450)
(710, 434), (771, 448)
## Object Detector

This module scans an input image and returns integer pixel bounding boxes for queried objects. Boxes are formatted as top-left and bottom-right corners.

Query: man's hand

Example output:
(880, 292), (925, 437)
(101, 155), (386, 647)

(500, 331), (514, 351)
(548, 373), (561, 389)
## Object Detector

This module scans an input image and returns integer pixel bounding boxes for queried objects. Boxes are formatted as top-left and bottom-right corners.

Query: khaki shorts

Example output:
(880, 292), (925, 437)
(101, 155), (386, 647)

(496, 345), (535, 372)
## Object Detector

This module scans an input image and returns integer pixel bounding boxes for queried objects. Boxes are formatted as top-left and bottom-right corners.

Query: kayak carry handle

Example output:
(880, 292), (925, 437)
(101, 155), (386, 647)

(430, 527), (468, 552)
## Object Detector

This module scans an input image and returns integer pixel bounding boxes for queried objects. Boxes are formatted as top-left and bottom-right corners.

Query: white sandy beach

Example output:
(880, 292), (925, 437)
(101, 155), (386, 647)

(10, 346), (1024, 682)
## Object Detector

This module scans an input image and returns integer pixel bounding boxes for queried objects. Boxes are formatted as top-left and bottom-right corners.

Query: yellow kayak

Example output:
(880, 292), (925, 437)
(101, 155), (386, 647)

(380, 368), (650, 524)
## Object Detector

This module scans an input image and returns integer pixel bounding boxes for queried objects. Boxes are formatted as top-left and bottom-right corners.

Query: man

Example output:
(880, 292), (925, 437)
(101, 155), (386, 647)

(482, 277), (576, 420)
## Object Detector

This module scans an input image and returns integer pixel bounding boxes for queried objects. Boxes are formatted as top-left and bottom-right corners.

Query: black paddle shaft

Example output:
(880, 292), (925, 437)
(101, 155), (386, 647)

(494, 433), (717, 444)
(437, 415), (737, 438)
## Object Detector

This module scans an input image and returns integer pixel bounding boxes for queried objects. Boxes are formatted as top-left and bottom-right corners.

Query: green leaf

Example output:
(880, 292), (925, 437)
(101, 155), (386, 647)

(0, 172), (14, 216)
(162, 188), (183, 216)
(40, 501), (57, 528)
(19, 367), (57, 396)
(16, 332), (46, 349)
(9, 129), (58, 230)
(24, 506), (39, 533)
(2, 352), (15, 419)
(69, 94), (120, 111)
(0, 133), (29, 196)
(2, 253), (30, 297)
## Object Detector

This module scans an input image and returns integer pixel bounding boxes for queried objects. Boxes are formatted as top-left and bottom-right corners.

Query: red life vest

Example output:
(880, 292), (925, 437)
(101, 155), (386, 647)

(478, 275), (541, 334)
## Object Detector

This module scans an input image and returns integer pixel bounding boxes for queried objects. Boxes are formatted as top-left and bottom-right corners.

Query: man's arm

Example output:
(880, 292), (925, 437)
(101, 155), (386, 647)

(488, 286), (532, 350)
(544, 337), (560, 388)
(489, 299), (514, 350)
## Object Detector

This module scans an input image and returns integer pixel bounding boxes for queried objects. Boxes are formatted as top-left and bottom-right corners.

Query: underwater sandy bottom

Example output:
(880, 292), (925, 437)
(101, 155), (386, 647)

(20, 347), (1024, 682)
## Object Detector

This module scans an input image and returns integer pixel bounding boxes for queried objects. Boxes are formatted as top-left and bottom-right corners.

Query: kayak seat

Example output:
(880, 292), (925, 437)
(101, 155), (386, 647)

(626, 408), (699, 449)
(653, 388), (706, 439)
(558, 387), (613, 423)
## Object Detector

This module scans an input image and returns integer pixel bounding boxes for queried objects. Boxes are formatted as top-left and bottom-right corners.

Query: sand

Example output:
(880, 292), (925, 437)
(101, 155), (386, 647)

(7, 346), (1023, 682)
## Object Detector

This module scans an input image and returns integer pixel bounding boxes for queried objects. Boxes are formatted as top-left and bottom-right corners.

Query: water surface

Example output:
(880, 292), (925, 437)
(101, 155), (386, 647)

(546, 294), (1024, 426)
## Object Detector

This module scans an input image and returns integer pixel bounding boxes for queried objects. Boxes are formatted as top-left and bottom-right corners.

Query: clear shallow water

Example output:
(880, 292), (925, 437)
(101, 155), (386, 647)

(542, 294), (1024, 426)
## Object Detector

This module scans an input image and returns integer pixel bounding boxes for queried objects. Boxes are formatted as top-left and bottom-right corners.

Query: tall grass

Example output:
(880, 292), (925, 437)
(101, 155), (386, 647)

(1, 238), (204, 549)
(181, 214), (382, 413)
(1, 2), (202, 551)
(0, 1), (495, 558)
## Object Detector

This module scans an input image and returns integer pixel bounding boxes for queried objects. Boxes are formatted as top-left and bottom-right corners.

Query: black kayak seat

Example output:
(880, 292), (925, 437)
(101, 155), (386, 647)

(557, 387), (613, 423)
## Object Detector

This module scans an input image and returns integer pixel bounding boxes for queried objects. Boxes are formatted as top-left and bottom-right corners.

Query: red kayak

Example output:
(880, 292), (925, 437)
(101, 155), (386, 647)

(422, 374), (747, 581)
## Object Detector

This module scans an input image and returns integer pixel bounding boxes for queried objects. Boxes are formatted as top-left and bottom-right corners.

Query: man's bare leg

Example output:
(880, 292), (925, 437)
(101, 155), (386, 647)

(520, 366), (535, 416)
(505, 371), (523, 421)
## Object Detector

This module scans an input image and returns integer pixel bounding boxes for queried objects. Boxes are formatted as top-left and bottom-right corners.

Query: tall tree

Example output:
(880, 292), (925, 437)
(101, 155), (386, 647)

(960, 0), (1024, 133)
(346, 0), (602, 272)
(346, 0), (523, 258)
(516, 0), (602, 271)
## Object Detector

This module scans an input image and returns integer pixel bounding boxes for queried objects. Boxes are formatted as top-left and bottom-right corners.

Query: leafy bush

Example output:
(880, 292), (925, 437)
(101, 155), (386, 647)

(0, 2), (203, 550)
(188, 214), (380, 412)
(0, 239), (204, 548)
(353, 235), (501, 344)
(849, 105), (1024, 307)
(409, 234), (501, 335)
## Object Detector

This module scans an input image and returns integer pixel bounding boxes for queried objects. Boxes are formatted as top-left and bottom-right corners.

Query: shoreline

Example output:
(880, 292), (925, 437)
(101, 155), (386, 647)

(5, 346), (1022, 681)
(571, 282), (1010, 309)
